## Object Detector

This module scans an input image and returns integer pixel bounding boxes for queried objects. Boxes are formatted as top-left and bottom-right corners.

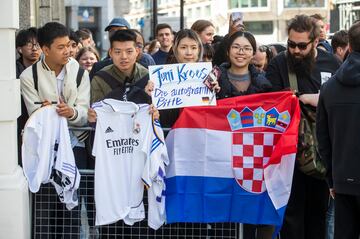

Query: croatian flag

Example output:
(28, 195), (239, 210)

(165, 91), (300, 226)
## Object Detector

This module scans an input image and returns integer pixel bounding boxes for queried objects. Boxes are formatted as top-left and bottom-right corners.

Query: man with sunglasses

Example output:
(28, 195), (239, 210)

(266, 15), (340, 239)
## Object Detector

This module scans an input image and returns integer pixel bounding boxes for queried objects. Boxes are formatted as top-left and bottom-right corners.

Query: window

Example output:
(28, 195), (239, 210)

(244, 21), (273, 34)
(284, 0), (325, 8)
(204, 5), (211, 16)
(196, 7), (201, 16)
(229, 0), (268, 8)
(187, 8), (193, 18)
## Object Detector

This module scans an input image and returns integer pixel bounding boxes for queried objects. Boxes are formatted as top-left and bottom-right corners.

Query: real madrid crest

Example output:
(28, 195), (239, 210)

(133, 122), (141, 134)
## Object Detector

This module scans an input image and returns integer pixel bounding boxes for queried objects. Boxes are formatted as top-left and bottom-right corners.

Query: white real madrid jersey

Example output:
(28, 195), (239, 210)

(92, 99), (168, 230)
(22, 106), (80, 210)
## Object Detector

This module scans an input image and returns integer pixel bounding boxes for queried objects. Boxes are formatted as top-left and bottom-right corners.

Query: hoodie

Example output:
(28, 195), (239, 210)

(316, 51), (360, 195)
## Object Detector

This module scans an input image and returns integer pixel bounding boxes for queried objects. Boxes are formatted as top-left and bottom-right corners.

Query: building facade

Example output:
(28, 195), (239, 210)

(64, 0), (130, 57)
(125, 0), (331, 43)
(19, 0), (66, 30)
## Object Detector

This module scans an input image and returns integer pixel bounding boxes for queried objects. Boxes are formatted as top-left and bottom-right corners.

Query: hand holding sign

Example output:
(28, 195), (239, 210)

(149, 62), (217, 110)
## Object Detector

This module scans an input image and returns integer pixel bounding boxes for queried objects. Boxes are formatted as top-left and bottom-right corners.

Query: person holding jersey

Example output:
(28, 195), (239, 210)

(20, 22), (90, 238)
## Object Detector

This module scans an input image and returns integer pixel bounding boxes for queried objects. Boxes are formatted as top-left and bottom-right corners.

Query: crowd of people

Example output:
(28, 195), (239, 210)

(15, 12), (360, 239)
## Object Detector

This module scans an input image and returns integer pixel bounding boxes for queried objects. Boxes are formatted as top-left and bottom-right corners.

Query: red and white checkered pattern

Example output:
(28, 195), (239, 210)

(232, 132), (281, 193)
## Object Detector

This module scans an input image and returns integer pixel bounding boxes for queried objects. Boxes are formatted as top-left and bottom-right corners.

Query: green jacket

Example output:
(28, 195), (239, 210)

(90, 63), (148, 103)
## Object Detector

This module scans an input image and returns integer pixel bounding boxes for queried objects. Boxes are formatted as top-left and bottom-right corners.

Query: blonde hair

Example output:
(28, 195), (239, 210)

(75, 46), (100, 62)
(191, 20), (214, 34)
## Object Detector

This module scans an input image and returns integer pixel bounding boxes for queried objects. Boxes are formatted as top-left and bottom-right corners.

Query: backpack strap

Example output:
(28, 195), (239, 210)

(95, 70), (124, 90)
(288, 67), (298, 92)
(32, 63), (38, 91)
(285, 52), (299, 92)
(32, 63), (84, 91)
(76, 67), (85, 88)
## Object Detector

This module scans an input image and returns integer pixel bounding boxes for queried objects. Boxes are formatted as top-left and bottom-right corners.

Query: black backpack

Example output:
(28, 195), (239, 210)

(94, 70), (151, 104)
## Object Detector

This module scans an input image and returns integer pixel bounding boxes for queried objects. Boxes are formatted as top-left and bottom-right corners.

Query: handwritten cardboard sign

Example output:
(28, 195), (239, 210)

(149, 62), (216, 110)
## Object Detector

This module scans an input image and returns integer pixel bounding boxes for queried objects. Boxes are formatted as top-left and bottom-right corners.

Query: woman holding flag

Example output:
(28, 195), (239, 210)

(216, 31), (272, 99)
(216, 30), (273, 239)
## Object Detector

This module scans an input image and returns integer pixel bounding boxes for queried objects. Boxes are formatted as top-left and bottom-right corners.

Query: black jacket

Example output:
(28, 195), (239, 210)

(217, 63), (272, 99)
(317, 51), (360, 195)
(266, 50), (340, 94)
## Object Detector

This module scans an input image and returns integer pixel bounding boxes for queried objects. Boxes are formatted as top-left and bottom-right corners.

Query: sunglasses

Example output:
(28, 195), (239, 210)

(287, 39), (313, 50)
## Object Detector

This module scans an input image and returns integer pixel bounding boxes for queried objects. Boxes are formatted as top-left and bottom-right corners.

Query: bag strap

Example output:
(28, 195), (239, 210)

(33, 63), (84, 91)
(76, 67), (85, 88)
(285, 52), (298, 92)
(95, 70), (124, 90)
(32, 63), (38, 91)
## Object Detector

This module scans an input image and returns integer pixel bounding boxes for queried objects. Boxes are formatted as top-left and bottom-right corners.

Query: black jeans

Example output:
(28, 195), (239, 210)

(280, 167), (329, 239)
(334, 193), (360, 239)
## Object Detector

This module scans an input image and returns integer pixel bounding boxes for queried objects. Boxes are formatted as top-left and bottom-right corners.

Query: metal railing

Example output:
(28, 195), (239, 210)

(31, 127), (241, 239)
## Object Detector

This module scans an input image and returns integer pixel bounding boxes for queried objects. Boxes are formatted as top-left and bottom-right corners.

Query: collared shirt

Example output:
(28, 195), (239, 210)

(56, 67), (66, 98)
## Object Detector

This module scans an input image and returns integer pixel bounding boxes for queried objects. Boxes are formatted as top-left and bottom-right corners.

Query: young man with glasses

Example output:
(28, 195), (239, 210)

(266, 14), (340, 239)
(16, 27), (42, 165)
(16, 27), (42, 78)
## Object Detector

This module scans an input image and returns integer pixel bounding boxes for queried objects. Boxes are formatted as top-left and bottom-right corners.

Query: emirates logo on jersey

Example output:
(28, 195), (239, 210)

(105, 126), (114, 133)
(106, 138), (140, 155)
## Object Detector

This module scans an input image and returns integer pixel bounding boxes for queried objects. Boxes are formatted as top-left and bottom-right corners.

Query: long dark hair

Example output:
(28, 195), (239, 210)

(172, 29), (203, 63)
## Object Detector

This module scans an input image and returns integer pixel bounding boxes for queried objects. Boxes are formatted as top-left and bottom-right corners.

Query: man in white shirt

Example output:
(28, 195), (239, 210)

(20, 21), (90, 237)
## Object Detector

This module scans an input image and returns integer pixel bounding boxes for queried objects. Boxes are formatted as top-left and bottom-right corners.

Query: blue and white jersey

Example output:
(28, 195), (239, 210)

(22, 106), (80, 210)
(93, 99), (168, 230)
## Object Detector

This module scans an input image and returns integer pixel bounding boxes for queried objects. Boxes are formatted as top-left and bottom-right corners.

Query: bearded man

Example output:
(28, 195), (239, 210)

(266, 14), (340, 239)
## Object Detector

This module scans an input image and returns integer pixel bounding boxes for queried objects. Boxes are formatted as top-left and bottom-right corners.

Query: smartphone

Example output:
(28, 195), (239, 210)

(203, 66), (221, 91)
(231, 12), (243, 24)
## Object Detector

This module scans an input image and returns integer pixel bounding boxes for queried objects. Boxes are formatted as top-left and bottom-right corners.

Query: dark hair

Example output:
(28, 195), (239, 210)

(191, 20), (214, 34)
(258, 45), (274, 63)
(331, 30), (348, 50)
(172, 29), (203, 62)
(203, 43), (214, 60)
(37, 22), (69, 48)
(76, 29), (91, 41)
(148, 39), (159, 54)
(348, 21), (360, 52)
(287, 15), (320, 41)
(69, 30), (80, 44)
(16, 27), (38, 48)
(109, 29), (137, 48)
(227, 31), (257, 56)
(155, 23), (172, 36)
(212, 35), (224, 45)
(131, 29), (145, 46)
(75, 46), (100, 62)
(310, 14), (324, 21)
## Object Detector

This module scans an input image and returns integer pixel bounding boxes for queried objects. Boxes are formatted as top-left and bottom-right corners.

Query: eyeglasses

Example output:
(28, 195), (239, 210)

(25, 41), (40, 49)
(287, 39), (313, 50)
(231, 45), (253, 54)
